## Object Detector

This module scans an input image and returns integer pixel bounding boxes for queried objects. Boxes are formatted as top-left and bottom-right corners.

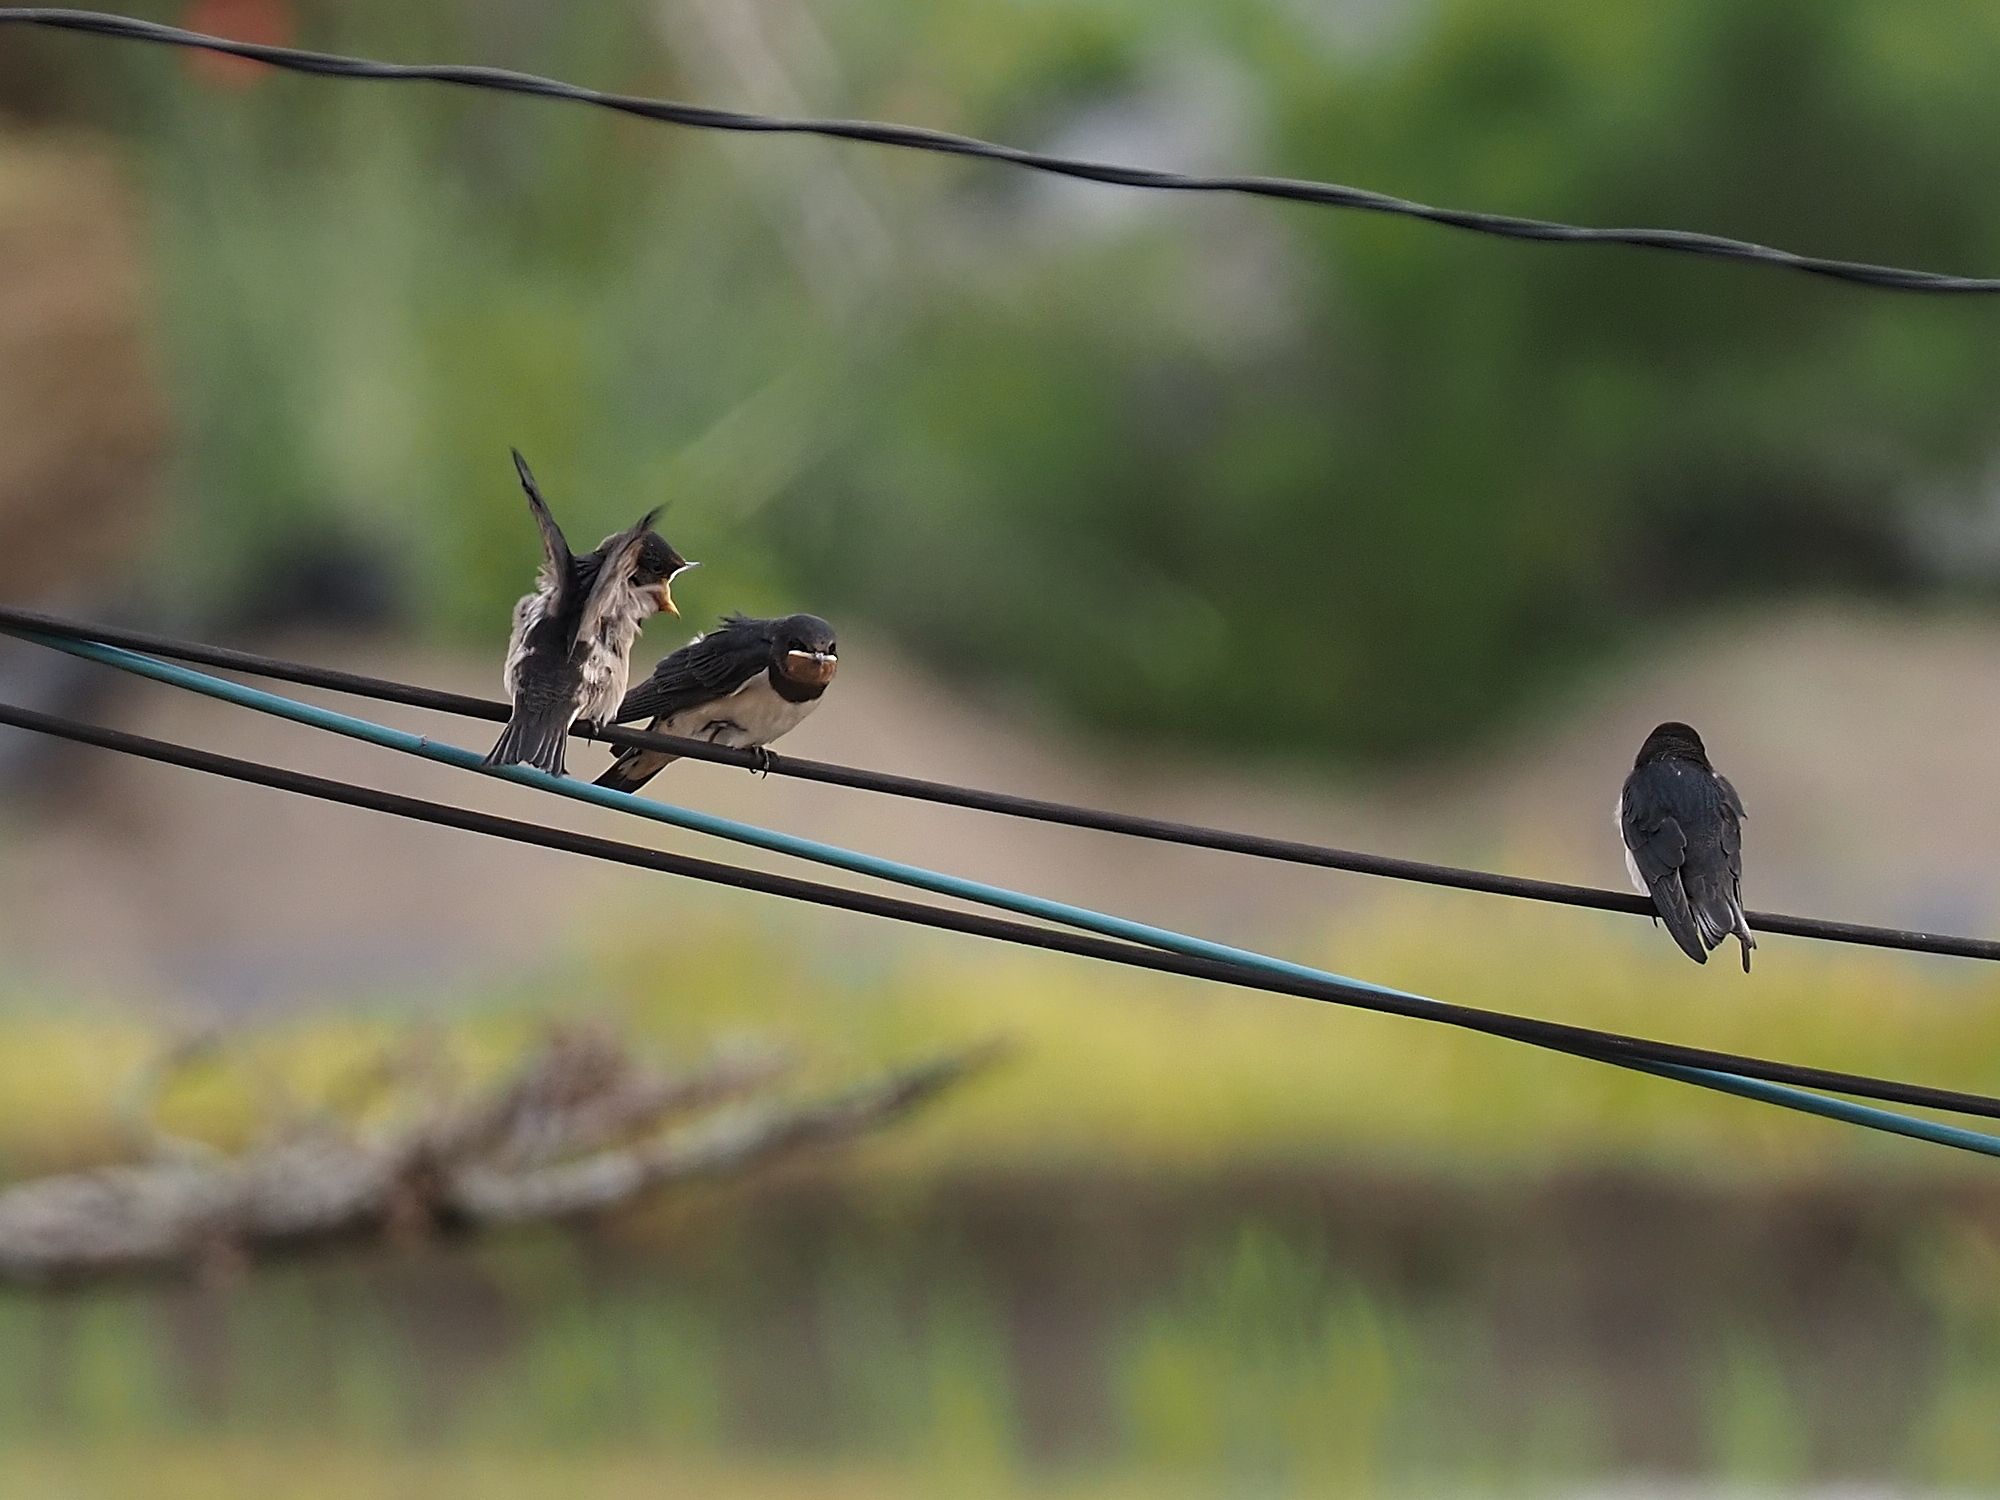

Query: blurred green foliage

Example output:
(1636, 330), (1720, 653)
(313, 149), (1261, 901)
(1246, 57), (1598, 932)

(40, 0), (2000, 764)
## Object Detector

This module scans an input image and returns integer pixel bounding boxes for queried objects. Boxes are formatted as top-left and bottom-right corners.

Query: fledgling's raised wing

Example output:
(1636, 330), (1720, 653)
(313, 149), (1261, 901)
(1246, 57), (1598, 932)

(577, 508), (664, 647)
(511, 449), (576, 610)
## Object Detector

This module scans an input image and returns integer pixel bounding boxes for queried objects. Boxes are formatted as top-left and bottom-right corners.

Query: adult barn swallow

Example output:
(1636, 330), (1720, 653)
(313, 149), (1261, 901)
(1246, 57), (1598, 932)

(1617, 721), (1754, 971)
(594, 613), (838, 794)
(485, 449), (695, 777)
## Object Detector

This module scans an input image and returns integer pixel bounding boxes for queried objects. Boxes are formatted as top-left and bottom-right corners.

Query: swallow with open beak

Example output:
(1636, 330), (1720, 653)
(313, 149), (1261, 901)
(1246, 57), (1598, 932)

(594, 613), (838, 794)
(485, 449), (695, 777)
(1618, 721), (1754, 971)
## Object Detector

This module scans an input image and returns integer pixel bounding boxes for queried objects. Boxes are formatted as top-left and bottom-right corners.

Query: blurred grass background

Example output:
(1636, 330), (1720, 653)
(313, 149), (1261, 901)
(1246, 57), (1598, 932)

(0, 907), (1998, 1493)
(8, 0), (2000, 1493)
(7, 898), (1999, 1179)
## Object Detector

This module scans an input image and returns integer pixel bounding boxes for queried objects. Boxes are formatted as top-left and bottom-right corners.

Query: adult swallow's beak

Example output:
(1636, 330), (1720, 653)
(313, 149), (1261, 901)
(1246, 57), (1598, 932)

(784, 649), (838, 687)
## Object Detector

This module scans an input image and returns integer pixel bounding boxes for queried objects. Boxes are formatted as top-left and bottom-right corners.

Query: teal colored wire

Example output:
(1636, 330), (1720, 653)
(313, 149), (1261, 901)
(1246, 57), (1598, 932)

(26, 629), (2000, 1160)
(1630, 1063), (2000, 1157)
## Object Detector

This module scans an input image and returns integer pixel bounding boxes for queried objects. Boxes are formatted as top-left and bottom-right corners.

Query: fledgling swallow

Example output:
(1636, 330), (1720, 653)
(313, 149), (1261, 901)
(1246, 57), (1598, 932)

(1618, 721), (1754, 971)
(594, 613), (838, 794)
(484, 449), (695, 777)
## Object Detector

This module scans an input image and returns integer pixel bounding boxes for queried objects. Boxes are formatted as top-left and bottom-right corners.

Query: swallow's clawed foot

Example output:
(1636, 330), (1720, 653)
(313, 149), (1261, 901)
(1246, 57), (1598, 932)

(749, 747), (777, 777)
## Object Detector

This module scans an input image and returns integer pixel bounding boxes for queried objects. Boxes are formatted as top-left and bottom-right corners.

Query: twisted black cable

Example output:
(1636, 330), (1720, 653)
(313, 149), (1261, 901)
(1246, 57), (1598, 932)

(4, 605), (1996, 964)
(2, 692), (1998, 1123)
(5, 7), (1999, 293)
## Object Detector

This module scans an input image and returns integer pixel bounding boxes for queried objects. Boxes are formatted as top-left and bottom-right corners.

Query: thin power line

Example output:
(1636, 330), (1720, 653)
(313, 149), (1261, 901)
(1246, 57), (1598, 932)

(39, 626), (1720, 1043)
(6, 6), (1999, 294)
(3, 693), (2000, 1158)
(5, 605), (1995, 964)
(23, 625), (2000, 1161)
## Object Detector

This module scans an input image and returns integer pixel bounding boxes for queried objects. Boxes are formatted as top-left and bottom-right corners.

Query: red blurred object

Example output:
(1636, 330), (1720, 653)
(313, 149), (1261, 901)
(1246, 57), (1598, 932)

(180, 0), (294, 91)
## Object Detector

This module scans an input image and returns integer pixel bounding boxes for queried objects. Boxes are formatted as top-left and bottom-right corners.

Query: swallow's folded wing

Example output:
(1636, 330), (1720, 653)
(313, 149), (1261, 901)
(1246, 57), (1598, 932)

(1620, 767), (1710, 964)
(615, 620), (768, 724)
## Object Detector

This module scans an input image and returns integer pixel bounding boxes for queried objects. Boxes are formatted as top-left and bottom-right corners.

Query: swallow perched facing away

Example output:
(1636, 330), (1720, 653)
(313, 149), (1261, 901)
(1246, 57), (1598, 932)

(1618, 721), (1754, 971)
(485, 449), (695, 777)
(594, 613), (838, 794)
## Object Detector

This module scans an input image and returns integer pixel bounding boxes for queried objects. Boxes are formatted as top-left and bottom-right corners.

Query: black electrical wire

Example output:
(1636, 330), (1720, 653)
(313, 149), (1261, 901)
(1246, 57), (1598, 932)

(2, 692), (1997, 1124)
(5, 604), (1996, 965)
(6, 7), (2000, 294)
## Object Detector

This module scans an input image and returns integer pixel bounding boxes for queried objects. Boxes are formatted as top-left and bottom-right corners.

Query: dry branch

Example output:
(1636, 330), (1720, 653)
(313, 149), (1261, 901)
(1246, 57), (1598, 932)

(0, 1028), (1000, 1284)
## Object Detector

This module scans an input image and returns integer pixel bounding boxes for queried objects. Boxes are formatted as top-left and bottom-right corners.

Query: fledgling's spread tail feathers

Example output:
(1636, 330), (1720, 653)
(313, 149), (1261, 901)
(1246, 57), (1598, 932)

(485, 711), (572, 777)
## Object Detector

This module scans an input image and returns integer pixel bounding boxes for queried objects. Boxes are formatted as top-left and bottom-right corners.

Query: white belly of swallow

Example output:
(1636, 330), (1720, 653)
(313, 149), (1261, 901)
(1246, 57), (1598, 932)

(658, 675), (819, 749)
(1614, 793), (1648, 894)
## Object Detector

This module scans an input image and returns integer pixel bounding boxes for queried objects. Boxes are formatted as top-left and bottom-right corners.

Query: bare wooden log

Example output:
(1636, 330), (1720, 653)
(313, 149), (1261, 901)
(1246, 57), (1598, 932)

(0, 1030), (999, 1284)
(429, 1026), (793, 1170)
(447, 1044), (996, 1226)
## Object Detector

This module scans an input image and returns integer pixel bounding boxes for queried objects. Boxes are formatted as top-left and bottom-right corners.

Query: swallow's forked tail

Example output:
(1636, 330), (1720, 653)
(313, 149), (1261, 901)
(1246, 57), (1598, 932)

(593, 747), (674, 795)
(1685, 871), (1755, 973)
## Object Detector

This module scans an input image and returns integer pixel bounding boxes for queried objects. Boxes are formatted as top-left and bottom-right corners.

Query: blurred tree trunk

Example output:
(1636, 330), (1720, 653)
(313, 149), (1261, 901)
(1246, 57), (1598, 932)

(0, 132), (168, 781)
(0, 133), (164, 602)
